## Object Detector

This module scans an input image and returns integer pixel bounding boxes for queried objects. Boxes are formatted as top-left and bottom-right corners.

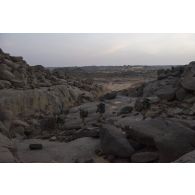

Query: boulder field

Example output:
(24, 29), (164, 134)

(1, 48), (195, 163)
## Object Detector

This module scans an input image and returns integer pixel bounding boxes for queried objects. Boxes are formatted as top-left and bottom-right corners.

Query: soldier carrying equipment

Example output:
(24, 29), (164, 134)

(96, 102), (105, 122)
(79, 108), (88, 126)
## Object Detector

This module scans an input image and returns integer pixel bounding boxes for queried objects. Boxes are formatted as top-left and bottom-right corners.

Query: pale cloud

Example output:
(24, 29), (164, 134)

(102, 43), (128, 55)
(0, 33), (195, 66)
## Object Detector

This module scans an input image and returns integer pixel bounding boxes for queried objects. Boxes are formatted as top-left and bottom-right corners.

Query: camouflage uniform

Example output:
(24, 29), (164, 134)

(79, 109), (88, 126)
(96, 102), (105, 122)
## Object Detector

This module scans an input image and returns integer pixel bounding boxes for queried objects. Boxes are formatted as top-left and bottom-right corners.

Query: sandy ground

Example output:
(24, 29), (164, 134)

(94, 77), (146, 92)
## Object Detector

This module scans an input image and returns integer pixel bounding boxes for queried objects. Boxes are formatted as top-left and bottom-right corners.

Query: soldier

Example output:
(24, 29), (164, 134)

(56, 114), (64, 130)
(96, 101), (105, 122)
(79, 108), (88, 126)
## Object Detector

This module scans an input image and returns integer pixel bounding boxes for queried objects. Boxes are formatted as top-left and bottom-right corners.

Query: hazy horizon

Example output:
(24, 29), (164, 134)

(0, 33), (195, 67)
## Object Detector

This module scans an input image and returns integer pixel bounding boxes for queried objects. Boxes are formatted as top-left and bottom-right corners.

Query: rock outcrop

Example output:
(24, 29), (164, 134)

(0, 49), (102, 117)
(123, 119), (195, 162)
(174, 149), (195, 163)
(100, 124), (134, 158)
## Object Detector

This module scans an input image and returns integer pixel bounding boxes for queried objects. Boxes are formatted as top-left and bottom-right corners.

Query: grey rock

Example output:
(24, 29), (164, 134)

(0, 69), (15, 81)
(100, 124), (134, 158)
(174, 150), (195, 163)
(0, 110), (13, 122)
(167, 107), (183, 115)
(40, 117), (57, 131)
(29, 144), (43, 150)
(12, 120), (29, 128)
(183, 96), (195, 104)
(11, 80), (24, 88)
(4, 59), (21, 70)
(181, 66), (195, 91)
(0, 85), (89, 117)
(143, 77), (179, 98)
(134, 98), (150, 112)
(16, 137), (100, 163)
(124, 119), (195, 162)
(118, 106), (133, 115)
(0, 133), (16, 162)
(175, 87), (187, 101)
(11, 56), (24, 63)
(0, 110), (13, 131)
(146, 96), (160, 104)
(0, 80), (12, 89)
(100, 91), (117, 100)
(189, 61), (195, 66)
(0, 147), (16, 163)
(50, 136), (57, 141)
(75, 127), (100, 139)
(190, 103), (195, 114)
(0, 121), (9, 135)
(12, 126), (25, 137)
(122, 84), (144, 97)
(157, 69), (169, 80)
(156, 86), (176, 101)
(144, 109), (161, 118)
(131, 152), (159, 163)
(115, 114), (144, 129)
(0, 49), (101, 120)
(169, 118), (195, 130)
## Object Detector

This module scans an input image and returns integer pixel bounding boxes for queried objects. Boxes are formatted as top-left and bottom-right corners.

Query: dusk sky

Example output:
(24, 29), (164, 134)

(0, 33), (195, 66)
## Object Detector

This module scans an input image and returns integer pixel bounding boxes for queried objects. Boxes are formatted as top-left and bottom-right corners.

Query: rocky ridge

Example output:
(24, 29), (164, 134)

(0, 49), (103, 116)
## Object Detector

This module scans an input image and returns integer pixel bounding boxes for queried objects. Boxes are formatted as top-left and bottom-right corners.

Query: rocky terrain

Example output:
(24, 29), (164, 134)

(1, 48), (195, 163)
(52, 65), (161, 92)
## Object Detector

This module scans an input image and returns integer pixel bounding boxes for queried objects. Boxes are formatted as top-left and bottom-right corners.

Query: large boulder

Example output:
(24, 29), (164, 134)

(118, 106), (133, 115)
(121, 84), (144, 97)
(0, 133), (16, 162)
(143, 77), (179, 99)
(145, 96), (160, 104)
(12, 120), (29, 128)
(16, 137), (100, 163)
(11, 80), (25, 88)
(134, 98), (150, 112)
(99, 91), (117, 100)
(0, 110), (13, 132)
(10, 120), (30, 137)
(157, 66), (184, 80)
(0, 110), (13, 121)
(0, 80), (12, 89)
(175, 87), (188, 101)
(174, 150), (195, 163)
(0, 85), (90, 117)
(100, 124), (134, 158)
(181, 64), (195, 91)
(124, 119), (195, 162)
(0, 147), (16, 163)
(157, 69), (169, 80)
(155, 86), (176, 101)
(0, 69), (15, 81)
(169, 118), (195, 130)
(3, 59), (21, 70)
(0, 121), (9, 136)
(10, 56), (24, 63)
(40, 117), (57, 131)
(115, 114), (144, 128)
(131, 152), (159, 163)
